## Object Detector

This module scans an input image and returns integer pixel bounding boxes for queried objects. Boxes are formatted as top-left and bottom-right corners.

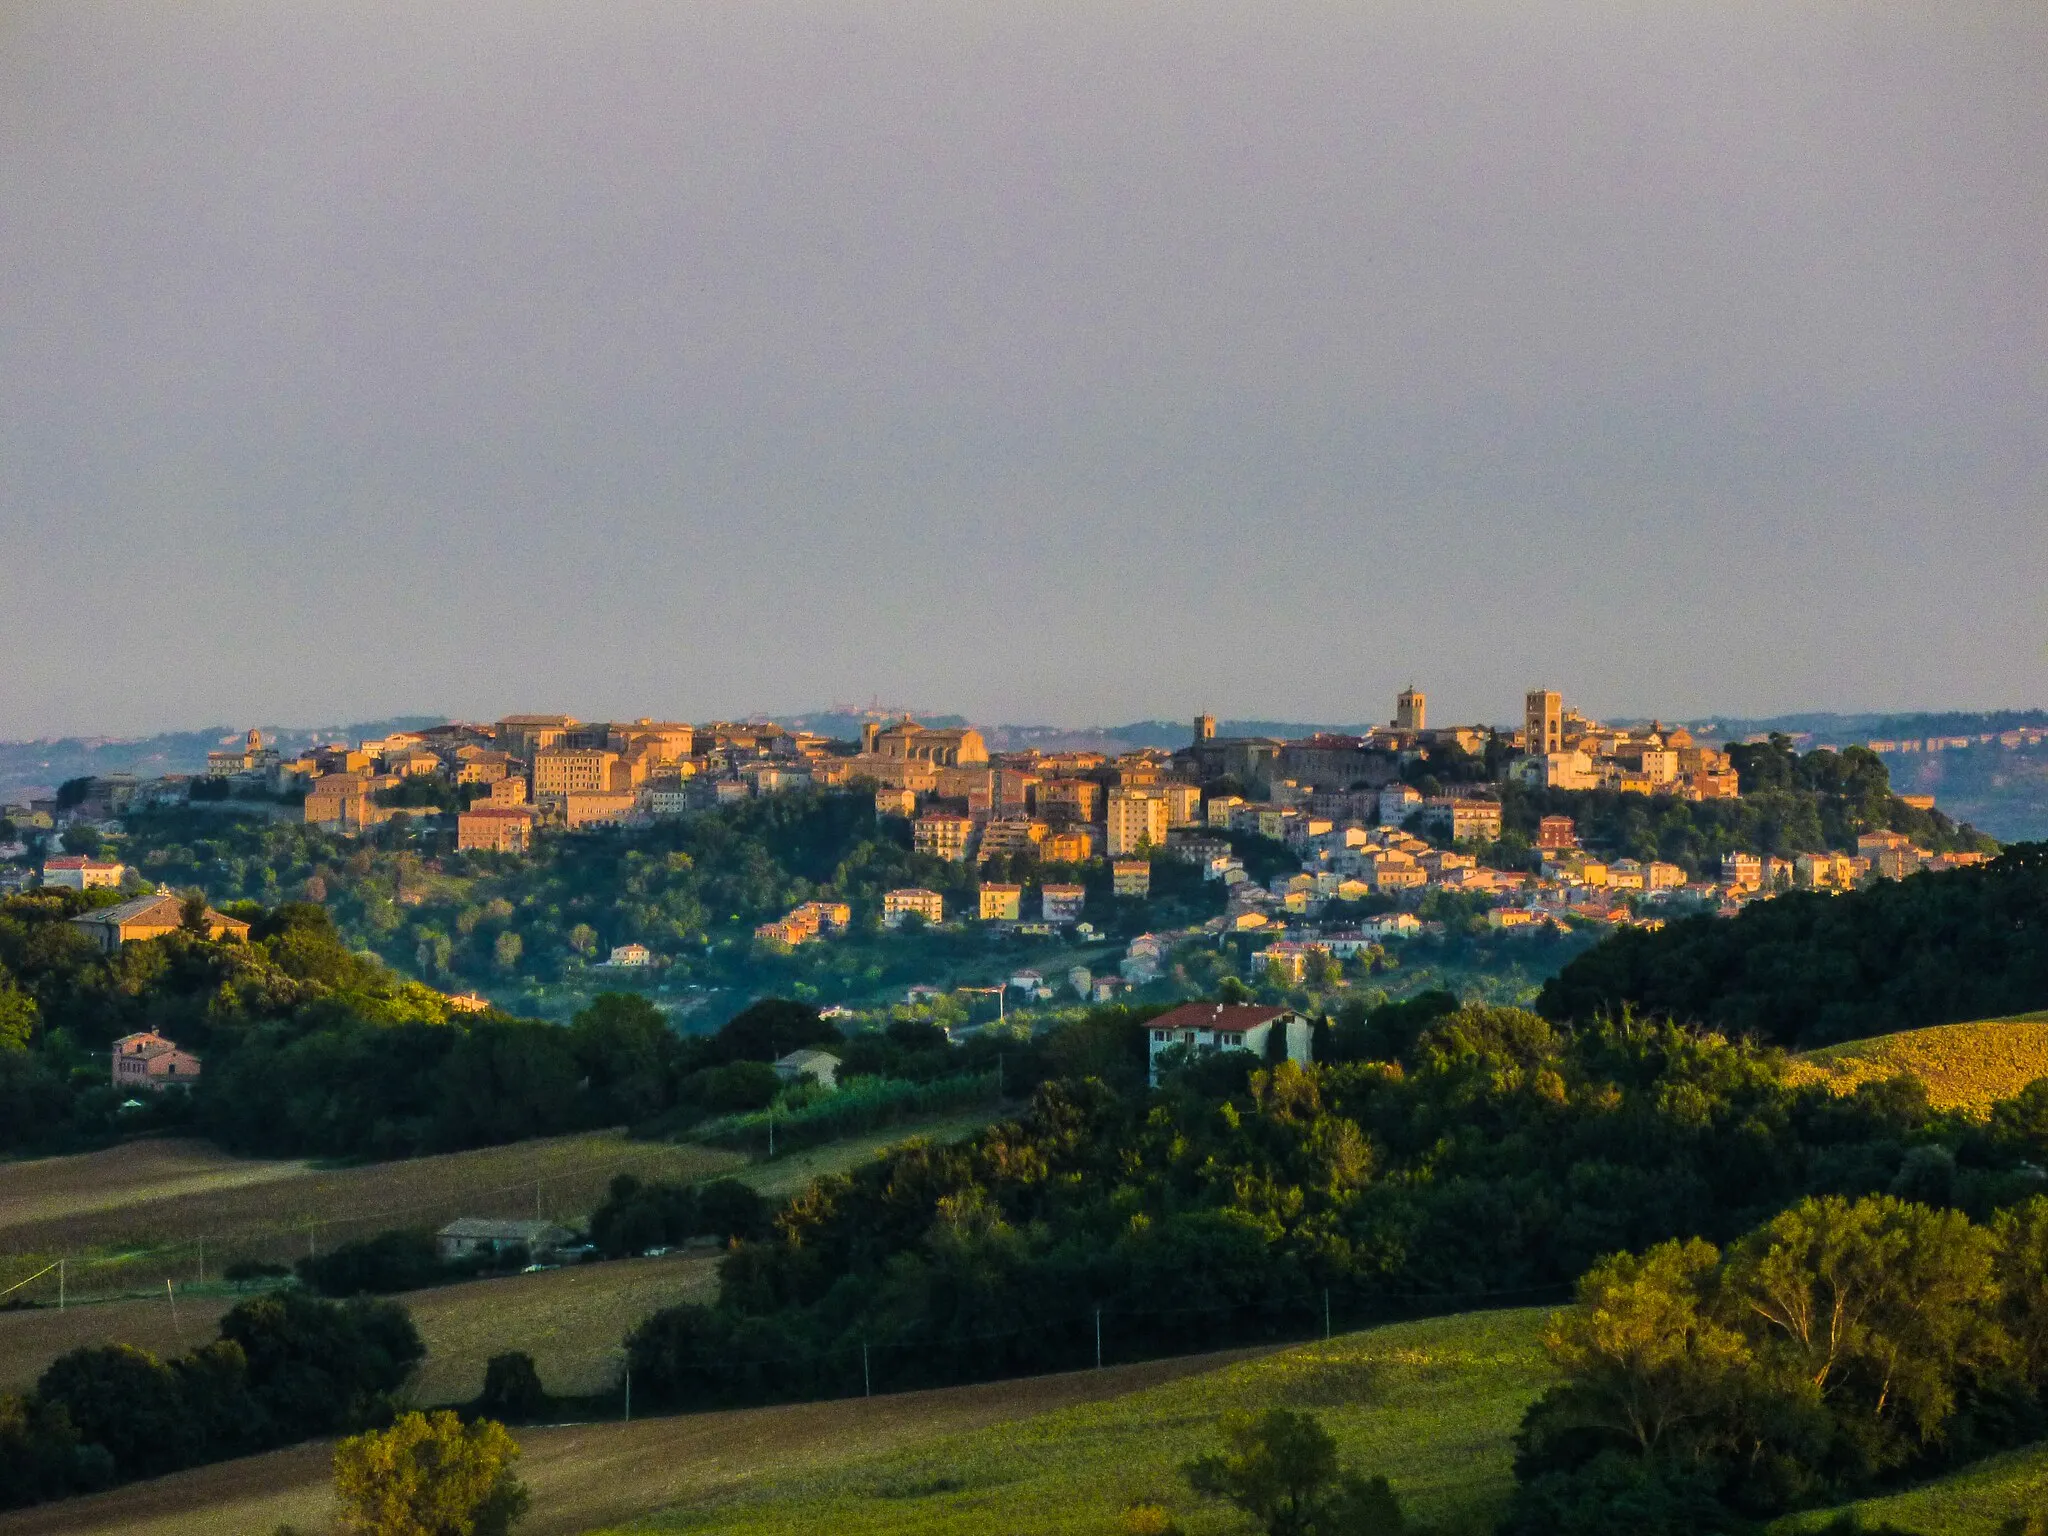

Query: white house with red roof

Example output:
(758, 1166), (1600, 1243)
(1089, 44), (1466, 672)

(1143, 1002), (1312, 1085)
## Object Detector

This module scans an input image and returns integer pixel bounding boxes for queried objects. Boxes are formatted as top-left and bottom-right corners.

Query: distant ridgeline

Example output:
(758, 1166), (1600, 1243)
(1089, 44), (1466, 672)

(0, 717), (445, 801)
(1540, 842), (2048, 1047)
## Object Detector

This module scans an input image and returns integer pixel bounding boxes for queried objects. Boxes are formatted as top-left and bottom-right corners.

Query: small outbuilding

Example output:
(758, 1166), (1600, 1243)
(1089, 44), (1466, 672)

(774, 1048), (840, 1090)
(435, 1218), (575, 1266)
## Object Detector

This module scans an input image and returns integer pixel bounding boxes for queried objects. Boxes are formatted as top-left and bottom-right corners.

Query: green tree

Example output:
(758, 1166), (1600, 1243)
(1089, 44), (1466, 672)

(1540, 1238), (1750, 1456)
(492, 931), (523, 973)
(476, 1353), (546, 1424)
(333, 1410), (528, 1536)
(1184, 1408), (1401, 1536)
(0, 981), (37, 1050)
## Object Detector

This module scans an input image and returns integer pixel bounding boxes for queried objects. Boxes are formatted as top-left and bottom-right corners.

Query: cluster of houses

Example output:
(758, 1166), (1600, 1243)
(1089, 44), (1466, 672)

(3, 693), (1988, 987)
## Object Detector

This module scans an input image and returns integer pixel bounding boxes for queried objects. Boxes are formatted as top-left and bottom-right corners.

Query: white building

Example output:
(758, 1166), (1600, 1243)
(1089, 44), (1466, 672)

(1143, 1003), (1313, 1085)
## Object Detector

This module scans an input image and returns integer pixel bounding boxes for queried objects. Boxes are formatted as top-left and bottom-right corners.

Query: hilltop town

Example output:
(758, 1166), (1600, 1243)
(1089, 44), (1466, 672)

(0, 689), (1992, 1019)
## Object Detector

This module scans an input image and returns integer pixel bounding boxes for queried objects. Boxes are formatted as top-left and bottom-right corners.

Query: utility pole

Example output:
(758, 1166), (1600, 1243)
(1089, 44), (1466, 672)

(165, 1279), (182, 1345)
(863, 1339), (871, 1397)
(624, 1366), (631, 1424)
(57, 1258), (64, 1312)
(1094, 1309), (1102, 1370)
(767, 1103), (775, 1159)
(1324, 1289), (1331, 1341)
(197, 1238), (205, 1286)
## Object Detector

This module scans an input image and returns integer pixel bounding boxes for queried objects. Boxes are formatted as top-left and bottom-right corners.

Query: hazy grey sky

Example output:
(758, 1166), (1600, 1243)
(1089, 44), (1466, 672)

(4, 3), (2044, 737)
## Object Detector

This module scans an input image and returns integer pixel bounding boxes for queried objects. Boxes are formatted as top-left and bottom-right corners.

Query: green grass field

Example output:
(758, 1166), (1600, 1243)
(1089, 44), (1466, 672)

(605, 1306), (1554, 1536)
(1772, 1443), (2048, 1534)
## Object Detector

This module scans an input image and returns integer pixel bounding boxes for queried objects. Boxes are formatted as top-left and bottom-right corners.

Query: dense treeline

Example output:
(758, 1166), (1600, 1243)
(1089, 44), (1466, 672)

(0, 879), (1134, 1158)
(1539, 845), (2048, 1047)
(0, 1292), (420, 1510)
(625, 999), (2048, 1411)
(1508, 1194), (2048, 1533)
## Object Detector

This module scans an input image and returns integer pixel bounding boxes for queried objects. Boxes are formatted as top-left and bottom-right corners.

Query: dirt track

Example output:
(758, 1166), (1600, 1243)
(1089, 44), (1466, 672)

(0, 1348), (1264, 1536)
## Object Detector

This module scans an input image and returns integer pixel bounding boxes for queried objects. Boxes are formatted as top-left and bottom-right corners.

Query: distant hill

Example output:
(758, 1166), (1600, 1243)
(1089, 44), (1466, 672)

(0, 717), (446, 803)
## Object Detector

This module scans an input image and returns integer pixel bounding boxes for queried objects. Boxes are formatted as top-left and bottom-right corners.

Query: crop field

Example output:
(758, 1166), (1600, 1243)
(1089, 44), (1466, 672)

(0, 1133), (746, 1305)
(0, 1250), (719, 1402)
(1773, 1441), (2048, 1534)
(407, 1251), (721, 1401)
(0, 1109), (1000, 1308)
(0, 1111), (1000, 1399)
(0, 1344), (1264, 1536)
(616, 1305), (1554, 1536)
(1785, 1013), (2048, 1113)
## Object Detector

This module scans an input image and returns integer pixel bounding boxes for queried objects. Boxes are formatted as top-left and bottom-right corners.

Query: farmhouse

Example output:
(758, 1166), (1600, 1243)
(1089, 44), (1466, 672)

(435, 1218), (576, 1266)
(68, 893), (250, 953)
(110, 1031), (202, 1090)
(774, 1048), (841, 1089)
(1143, 1002), (1312, 1086)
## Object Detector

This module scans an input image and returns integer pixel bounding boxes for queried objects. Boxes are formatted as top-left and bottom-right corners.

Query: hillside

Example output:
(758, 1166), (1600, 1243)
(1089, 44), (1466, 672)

(1540, 847), (2048, 1047)
(1772, 1441), (2048, 1534)
(0, 1308), (1552, 1536)
(1785, 1014), (2048, 1114)
(0, 1111), (1005, 1398)
(0, 1132), (743, 1304)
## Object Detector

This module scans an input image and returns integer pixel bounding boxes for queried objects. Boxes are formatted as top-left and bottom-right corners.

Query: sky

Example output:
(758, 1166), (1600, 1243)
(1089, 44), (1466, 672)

(3, 2), (2045, 738)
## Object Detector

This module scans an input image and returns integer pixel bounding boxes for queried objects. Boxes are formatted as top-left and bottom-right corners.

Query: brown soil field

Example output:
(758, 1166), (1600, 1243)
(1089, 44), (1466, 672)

(406, 1252), (720, 1401)
(0, 1348), (1259, 1536)
(0, 1140), (311, 1232)
(0, 1111), (1000, 1398)
(0, 1134), (745, 1303)
(0, 1253), (718, 1400)
(0, 1111), (998, 1308)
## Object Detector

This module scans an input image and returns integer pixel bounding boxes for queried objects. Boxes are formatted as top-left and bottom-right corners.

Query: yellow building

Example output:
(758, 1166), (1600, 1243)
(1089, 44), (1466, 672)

(859, 718), (989, 767)
(1036, 778), (1101, 824)
(977, 817), (1048, 862)
(1105, 789), (1169, 856)
(68, 893), (250, 952)
(1161, 782), (1202, 827)
(534, 749), (621, 796)
(883, 888), (945, 927)
(496, 715), (579, 761)
(458, 806), (536, 853)
(1111, 859), (1151, 898)
(874, 787), (919, 818)
(913, 814), (975, 862)
(978, 884), (1022, 921)
(606, 720), (695, 762)
(562, 791), (638, 830)
(1043, 826), (1100, 863)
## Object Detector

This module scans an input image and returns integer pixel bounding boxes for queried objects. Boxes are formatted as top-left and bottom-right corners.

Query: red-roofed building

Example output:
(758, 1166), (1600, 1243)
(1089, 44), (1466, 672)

(1143, 1002), (1312, 1085)
(41, 855), (126, 890)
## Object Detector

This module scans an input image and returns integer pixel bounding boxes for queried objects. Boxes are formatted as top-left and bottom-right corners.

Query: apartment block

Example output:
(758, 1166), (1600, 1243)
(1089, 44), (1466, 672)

(1105, 789), (1169, 856)
(913, 813), (975, 862)
(1040, 884), (1087, 924)
(1111, 858), (1151, 898)
(978, 884), (1023, 921)
(883, 888), (945, 927)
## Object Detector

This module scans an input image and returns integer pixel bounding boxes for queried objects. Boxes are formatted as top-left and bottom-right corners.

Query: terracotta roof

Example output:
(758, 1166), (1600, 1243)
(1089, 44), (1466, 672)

(1147, 1003), (1293, 1032)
